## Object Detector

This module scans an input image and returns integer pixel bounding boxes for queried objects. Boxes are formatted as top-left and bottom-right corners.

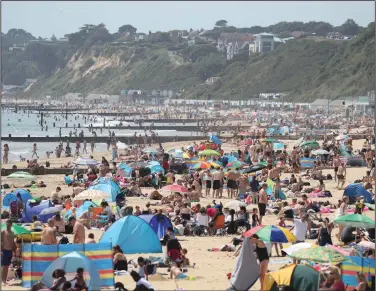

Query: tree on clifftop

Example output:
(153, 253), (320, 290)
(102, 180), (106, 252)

(118, 24), (137, 35)
(337, 19), (361, 36)
(215, 20), (228, 28)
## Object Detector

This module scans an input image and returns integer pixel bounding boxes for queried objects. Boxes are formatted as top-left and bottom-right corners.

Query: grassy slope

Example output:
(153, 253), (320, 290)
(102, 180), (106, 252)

(26, 23), (374, 100)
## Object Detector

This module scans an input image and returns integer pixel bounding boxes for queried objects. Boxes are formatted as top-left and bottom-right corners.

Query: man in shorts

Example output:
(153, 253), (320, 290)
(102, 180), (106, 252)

(337, 162), (347, 190)
(333, 154), (341, 182)
(226, 169), (237, 199)
(258, 183), (268, 225)
(1, 220), (15, 285)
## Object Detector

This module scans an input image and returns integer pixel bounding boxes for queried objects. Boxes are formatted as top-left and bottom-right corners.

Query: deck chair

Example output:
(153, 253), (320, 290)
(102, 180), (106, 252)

(90, 207), (103, 227)
(210, 215), (226, 236)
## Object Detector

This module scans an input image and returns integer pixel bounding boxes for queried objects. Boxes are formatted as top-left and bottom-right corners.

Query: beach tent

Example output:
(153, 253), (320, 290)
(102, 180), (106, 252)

(139, 214), (174, 239)
(88, 178), (121, 201)
(41, 252), (101, 291)
(209, 134), (222, 145)
(119, 162), (132, 176)
(100, 215), (162, 254)
(138, 214), (154, 224)
(3, 189), (32, 207)
(343, 183), (373, 203)
(147, 164), (165, 174)
(149, 214), (174, 239)
(22, 200), (54, 223)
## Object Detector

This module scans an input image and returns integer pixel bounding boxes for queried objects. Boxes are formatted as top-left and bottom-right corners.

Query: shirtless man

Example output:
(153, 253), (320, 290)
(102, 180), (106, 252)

(1, 220), (15, 285)
(333, 154), (341, 182)
(227, 169), (237, 198)
(212, 168), (223, 198)
(269, 166), (281, 181)
(70, 216), (85, 244)
(337, 162), (347, 190)
(258, 184), (268, 225)
(41, 219), (57, 245)
(237, 174), (248, 199)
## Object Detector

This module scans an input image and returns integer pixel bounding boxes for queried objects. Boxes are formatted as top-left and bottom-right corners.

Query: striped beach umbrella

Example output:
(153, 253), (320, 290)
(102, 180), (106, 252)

(243, 225), (296, 243)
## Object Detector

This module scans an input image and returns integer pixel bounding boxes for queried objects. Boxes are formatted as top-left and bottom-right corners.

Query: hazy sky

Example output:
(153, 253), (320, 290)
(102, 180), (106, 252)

(2, 1), (375, 38)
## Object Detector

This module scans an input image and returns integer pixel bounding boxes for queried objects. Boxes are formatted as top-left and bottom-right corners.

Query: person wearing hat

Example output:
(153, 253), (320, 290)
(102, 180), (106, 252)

(258, 183), (268, 225)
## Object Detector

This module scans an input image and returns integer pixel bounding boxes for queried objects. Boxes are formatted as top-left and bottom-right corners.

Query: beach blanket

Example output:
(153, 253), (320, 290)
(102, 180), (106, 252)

(22, 243), (114, 288)
(300, 157), (316, 168)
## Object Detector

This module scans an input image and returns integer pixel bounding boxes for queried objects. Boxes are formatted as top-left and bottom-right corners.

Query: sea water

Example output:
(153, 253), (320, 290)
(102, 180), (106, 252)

(1, 110), (196, 162)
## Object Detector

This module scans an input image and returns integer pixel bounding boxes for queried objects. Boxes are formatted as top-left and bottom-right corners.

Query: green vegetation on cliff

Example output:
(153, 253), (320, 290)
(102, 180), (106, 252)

(1, 21), (374, 101)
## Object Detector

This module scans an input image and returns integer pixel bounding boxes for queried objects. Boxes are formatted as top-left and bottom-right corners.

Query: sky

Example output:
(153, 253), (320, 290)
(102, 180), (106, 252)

(2, 1), (375, 38)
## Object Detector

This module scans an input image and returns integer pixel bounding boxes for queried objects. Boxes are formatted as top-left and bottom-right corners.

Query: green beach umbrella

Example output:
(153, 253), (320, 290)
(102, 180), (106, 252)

(289, 246), (348, 263)
(266, 264), (320, 291)
(334, 214), (375, 229)
(1, 223), (31, 235)
(263, 138), (279, 143)
(300, 141), (320, 149)
(198, 149), (221, 156)
(7, 171), (36, 181)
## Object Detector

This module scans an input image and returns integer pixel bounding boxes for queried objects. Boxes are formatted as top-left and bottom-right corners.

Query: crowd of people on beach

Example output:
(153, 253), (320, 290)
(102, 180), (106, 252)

(1, 105), (376, 291)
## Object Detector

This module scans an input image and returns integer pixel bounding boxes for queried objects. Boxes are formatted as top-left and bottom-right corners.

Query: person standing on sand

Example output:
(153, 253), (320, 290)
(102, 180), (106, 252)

(258, 183), (268, 225)
(90, 140), (95, 153)
(32, 143), (39, 159)
(333, 154), (341, 182)
(337, 162), (347, 189)
(69, 216), (85, 244)
(3, 144), (9, 164)
(1, 220), (16, 285)
(82, 140), (88, 154)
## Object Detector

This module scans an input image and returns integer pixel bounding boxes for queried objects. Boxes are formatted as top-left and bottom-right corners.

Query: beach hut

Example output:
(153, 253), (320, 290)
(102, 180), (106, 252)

(100, 215), (162, 254)
(343, 183), (373, 203)
(22, 200), (54, 223)
(3, 189), (32, 207)
(41, 252), (101, 291)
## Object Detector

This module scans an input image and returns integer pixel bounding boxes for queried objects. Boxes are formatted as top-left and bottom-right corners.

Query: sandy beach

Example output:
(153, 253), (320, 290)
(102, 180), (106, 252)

(2, 138), (374, 291)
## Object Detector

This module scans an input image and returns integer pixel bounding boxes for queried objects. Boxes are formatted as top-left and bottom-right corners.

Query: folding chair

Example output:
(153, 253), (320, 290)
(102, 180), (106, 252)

(90, 207), (103, 227)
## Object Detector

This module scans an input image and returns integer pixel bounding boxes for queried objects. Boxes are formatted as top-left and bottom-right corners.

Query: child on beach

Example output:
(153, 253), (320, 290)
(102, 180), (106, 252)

(251, 208), (260, 228)
(181, 248), (190, 266)
(170, 262), (187, 280)
(70, 267), (87, 291)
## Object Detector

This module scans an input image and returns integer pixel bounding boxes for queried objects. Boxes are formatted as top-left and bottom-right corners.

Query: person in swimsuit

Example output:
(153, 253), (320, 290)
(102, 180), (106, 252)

(317, 218), (333, 246)
(250, 234), (269, 290)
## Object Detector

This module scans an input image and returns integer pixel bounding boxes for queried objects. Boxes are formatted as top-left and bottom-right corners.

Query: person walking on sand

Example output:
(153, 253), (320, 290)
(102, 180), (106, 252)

(90, 140), (95, 153)
(32, 143), (39, 159)
(82, 140), (88, 154)
(336, 162), (346, 189)
(332, 154), (341, 182)
(1, 220), (16, 285)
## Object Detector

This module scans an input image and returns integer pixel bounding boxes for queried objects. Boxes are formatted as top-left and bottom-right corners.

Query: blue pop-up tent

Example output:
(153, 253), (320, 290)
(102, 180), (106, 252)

(89, 178), (121, 201)
(41, 252), (101, 291)
(149, 214), (174, 239)
(344, 183), (373, 203)
(22, 200), (54, 223)
(3, 189), (32, 207)
(100, 215), (162, 254)
(209, 134), (222, 145)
